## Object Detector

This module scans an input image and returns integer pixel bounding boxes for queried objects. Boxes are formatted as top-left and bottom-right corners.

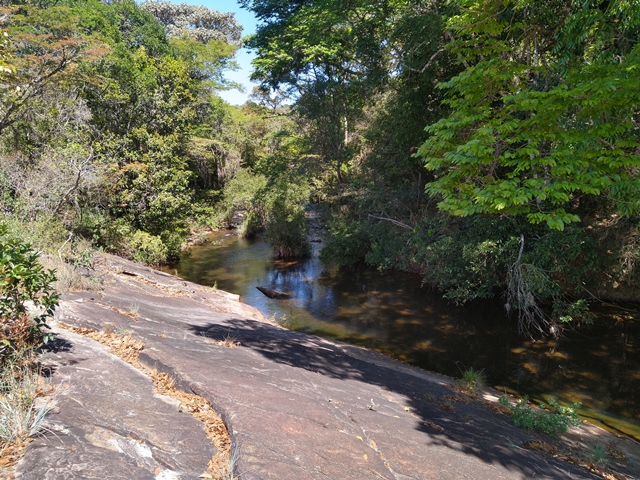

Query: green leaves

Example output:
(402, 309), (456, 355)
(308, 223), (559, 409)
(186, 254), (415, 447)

(419, 0), (640, 230)
(0, 226), (59, 349)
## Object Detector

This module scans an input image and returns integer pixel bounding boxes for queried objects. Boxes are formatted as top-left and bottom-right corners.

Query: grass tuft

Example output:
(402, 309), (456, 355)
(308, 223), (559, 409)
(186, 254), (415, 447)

(459, 367), (486, 392)
(0, 349), (54, 467)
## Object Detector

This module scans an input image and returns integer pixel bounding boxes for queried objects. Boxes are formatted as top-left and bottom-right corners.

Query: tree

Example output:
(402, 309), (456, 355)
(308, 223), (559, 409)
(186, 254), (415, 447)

(140, 1), (242, 46)
(242, 0), (410, 182)
(249, 85), (289, 115)
(84, 47), (198, 251)
(0, 4), (95, 135)
(406, 0), (640, 333)
(418, 0), (640, 230)
(140, 1), (243, 89)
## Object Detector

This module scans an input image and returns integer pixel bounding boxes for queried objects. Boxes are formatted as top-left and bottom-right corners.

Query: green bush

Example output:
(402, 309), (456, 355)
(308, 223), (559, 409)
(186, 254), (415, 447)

(0, 225), (59, 358)
(72, 212), (175, 265)
(3, 216), (68, 256)
(266, 204), (310, 258)
(320, 217), (370, 267)
(502, 395), (581, 436)
(263, 180), (311, 258)
(127, 230), (169, 266)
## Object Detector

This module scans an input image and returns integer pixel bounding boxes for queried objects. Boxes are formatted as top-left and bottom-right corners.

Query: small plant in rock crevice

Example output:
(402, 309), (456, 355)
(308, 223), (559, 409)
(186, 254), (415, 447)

(586, 443), (607, 465)
(0, 352), (54, 446)
(459, 367), (486, 392)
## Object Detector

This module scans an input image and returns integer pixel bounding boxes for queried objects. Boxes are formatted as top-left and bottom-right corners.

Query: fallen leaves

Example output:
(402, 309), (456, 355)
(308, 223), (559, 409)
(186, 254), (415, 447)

(524, 440), (558, 456)
(605, 442), (627, 462)
(207, 338), (239, 348)
(0, 437), (35, 478)
(524, 439), (628, 480)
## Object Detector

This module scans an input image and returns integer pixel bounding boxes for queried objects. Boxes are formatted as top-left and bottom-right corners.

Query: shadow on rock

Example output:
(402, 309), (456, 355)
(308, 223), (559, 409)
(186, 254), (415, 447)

(189, 318), (594, 479)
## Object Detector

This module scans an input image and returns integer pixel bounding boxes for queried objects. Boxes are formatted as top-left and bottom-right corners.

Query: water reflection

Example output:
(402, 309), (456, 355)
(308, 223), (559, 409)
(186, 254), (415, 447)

(165, 230), (640, 440)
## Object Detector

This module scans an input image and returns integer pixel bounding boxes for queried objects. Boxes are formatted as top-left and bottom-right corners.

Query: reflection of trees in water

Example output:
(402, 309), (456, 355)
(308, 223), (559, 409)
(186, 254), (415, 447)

(174, 231), (640, 438)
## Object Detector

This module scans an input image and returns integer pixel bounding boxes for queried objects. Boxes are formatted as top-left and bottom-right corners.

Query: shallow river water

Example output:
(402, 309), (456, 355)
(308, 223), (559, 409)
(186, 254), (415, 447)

(165, 229), (640, 440)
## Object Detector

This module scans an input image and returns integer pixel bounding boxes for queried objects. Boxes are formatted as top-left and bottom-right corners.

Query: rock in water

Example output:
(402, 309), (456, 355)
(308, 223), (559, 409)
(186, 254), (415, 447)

(256, 286), (290, 299)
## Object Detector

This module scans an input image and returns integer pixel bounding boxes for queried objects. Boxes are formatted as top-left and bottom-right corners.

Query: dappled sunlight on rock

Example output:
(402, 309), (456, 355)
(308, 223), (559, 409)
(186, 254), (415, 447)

(522, 362), (540, 375)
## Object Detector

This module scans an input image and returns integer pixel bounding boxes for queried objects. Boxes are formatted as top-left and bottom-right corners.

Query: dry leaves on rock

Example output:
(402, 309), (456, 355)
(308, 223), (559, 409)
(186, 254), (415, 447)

(59, 323), (235, 479)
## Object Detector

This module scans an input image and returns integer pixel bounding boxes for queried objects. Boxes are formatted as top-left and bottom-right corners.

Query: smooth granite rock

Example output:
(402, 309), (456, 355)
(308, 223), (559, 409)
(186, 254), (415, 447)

(14, 329), (215, 480)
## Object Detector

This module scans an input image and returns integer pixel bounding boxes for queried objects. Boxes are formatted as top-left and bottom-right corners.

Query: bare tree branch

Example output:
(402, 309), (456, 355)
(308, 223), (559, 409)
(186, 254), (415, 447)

(406, 48), (446, 74)
(368, 214), (412, 230)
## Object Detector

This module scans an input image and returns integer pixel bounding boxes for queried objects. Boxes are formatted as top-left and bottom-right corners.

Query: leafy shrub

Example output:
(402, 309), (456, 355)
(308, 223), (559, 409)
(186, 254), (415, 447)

(73, 212), (174, 265)
(127, 230), (168, 266)
(320, 217), (368, 267)
(266, 206), (309, 258)
(264, 183), (310, 258)
(0, 225), (59, 359)
(502, 395), (581, 435)
(74, 213), (133, 254)
(3, 216), (68, 256)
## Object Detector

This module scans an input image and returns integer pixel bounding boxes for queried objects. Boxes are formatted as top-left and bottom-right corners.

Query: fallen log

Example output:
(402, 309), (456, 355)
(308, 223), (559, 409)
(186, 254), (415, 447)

(256, 286), (291, 299)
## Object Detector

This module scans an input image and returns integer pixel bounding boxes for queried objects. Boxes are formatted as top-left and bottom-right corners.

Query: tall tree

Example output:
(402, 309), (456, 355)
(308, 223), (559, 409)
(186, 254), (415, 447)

(0, 4), (95, 135)
(140, 1), (242, 46)
(242, 0), (410, 182)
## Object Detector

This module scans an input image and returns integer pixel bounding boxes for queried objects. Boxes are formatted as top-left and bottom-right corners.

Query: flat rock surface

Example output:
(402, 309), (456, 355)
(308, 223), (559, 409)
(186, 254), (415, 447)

(14, 329), (215, 480)
(13, 255), (640, 479)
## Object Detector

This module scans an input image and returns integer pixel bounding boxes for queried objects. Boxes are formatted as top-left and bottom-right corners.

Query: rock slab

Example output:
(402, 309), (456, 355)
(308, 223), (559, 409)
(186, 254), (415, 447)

(14, 329), (215, 480)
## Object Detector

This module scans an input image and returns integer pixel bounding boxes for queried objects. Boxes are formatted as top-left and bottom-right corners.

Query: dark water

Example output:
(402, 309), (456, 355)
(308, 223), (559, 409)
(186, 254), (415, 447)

(165, 230), (640, 440)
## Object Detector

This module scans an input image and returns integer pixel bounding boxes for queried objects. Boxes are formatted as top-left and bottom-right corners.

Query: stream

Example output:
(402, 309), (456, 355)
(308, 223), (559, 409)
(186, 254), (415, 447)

(164, 229), (640, 441)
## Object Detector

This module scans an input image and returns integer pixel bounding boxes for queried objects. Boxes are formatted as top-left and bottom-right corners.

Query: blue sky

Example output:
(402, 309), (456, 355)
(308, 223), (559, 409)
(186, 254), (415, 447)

(181, 0), (259, 105)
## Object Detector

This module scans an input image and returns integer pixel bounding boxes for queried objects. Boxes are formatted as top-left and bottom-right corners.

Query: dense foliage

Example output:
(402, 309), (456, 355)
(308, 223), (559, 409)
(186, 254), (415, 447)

(420, 0), (640, 230)
(1, 0), (639, 335)
(0, 225), (59, 360)
(244, 0), (640, 334)
(0, 0), (299, 264)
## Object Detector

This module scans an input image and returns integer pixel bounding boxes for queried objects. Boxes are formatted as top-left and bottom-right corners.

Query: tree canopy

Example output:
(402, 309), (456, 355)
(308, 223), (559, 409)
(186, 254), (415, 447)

(242, 0), (640, 332)
(418, 0), (640, 230)
(0, 0), (264, 263)
(140, 1), (242, 46)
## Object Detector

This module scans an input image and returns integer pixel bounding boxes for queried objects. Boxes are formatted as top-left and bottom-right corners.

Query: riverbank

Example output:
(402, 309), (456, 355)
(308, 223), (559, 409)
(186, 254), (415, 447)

(165, 228), (640, 441)
(5, 253), (640, 479)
